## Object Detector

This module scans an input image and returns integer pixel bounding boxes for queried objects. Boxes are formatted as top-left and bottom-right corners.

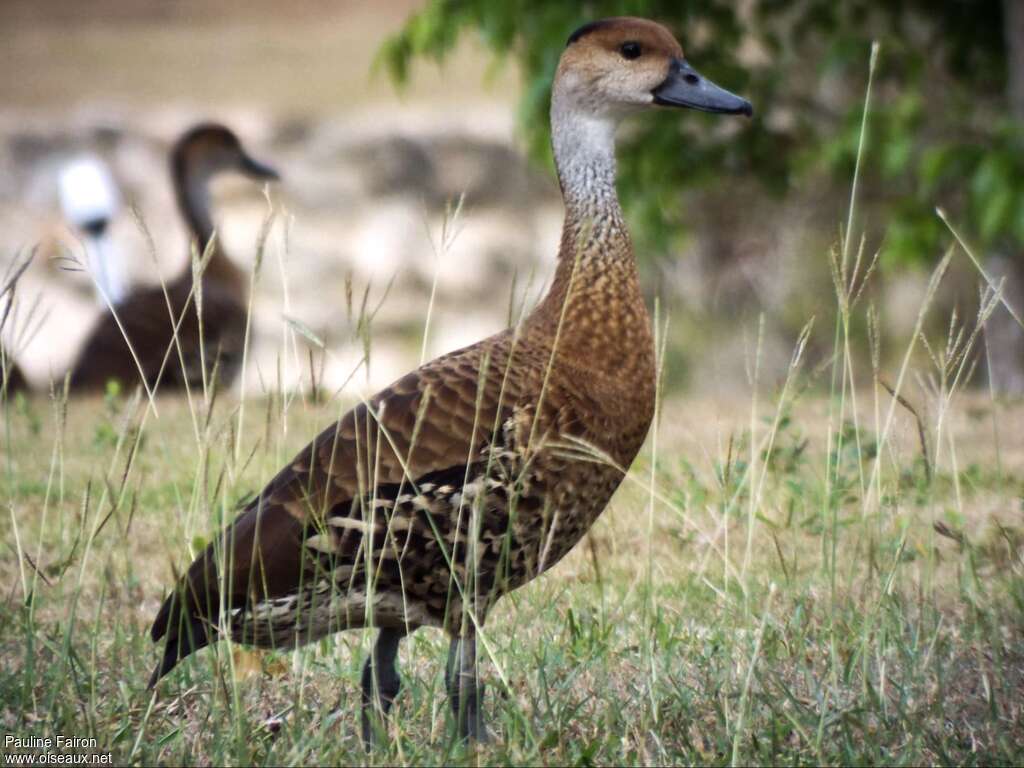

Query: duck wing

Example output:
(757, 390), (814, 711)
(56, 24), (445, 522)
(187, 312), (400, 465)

(148, 331), (530, 685)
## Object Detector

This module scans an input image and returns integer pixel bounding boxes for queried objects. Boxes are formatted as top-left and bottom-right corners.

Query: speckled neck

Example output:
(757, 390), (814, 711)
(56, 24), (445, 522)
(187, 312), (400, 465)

(531, 94), (637, 323)
(526, 90), (654, 401)
(551, 106), (622, 226)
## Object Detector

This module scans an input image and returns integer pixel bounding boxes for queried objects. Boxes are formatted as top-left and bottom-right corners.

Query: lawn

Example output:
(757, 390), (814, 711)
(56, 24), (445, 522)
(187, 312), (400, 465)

(2, 365), (1022, 764)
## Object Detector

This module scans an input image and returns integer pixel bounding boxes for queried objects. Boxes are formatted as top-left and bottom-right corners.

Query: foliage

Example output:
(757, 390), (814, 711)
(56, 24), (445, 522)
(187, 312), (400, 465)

(380, 0), (1019, 265)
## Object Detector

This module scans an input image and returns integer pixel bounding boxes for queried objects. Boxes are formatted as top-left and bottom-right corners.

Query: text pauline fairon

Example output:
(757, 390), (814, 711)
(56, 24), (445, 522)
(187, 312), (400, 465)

(5, 737), (99, 751)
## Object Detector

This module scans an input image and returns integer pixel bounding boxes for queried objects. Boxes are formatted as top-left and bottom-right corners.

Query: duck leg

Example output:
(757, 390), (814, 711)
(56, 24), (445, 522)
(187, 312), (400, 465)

(446, 631), (489, 743)
(360, 627), (406, 748)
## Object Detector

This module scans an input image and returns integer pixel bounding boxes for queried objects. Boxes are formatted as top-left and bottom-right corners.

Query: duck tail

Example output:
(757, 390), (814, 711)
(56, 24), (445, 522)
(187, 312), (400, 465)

(147, 588), (213, 689)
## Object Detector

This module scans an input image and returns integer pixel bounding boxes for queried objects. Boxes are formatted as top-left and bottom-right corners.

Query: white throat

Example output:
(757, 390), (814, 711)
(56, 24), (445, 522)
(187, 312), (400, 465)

(550, 96), (622, 222)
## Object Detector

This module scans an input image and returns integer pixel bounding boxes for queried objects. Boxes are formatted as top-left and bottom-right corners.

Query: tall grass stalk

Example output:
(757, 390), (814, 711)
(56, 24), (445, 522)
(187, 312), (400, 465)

(819, 45), (879, 740)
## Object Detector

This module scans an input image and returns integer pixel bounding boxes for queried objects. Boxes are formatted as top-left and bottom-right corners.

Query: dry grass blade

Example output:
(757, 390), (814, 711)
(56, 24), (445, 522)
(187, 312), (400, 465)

(933, 520), (965, 547)
(877, 377), (932, 484)
(281, 314), (325, 349)
(938, 207), (1024, 331)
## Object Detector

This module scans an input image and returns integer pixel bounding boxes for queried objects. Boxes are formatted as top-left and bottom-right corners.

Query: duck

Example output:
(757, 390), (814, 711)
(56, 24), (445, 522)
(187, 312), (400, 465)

(58, 156), (128, 305)
(147, 18), (751, 744)
(67, 124), (279, 393)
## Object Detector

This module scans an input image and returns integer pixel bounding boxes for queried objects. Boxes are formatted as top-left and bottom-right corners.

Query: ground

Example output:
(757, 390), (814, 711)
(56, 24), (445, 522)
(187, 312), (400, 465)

(1, 382), (1021, 765)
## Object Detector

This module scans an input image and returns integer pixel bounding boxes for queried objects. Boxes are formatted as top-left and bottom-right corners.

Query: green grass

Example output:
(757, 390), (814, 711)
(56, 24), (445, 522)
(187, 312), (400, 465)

(1, 374), (1022, 764)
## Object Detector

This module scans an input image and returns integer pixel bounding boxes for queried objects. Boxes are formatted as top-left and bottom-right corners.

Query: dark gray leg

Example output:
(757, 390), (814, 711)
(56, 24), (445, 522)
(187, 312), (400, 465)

(360, 627), (406, 748)
(445, 632), (488, 742)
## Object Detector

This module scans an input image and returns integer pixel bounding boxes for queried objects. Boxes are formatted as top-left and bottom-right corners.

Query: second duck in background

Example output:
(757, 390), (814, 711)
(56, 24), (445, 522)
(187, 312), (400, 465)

(68, 124), (279, 393)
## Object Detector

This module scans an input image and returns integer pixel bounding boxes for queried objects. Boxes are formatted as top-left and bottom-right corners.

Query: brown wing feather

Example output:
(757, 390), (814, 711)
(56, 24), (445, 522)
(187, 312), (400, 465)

(149, 329), (533, 684)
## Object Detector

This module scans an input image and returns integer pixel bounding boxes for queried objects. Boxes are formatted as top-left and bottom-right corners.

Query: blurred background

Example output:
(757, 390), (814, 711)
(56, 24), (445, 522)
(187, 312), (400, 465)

(1, 0), (1020, 397)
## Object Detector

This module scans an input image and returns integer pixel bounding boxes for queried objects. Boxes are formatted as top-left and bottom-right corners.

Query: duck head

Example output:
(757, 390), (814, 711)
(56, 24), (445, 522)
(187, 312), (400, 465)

(170, 123), (279, 249)
(556, 17), (752, 120)
(172, 123), (280, 184)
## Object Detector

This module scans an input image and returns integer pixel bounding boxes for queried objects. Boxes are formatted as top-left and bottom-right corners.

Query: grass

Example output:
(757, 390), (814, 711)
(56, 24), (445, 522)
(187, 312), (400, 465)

(2, 215), (1024, 765)
(2, 33), (1024, 768)
(2, 300), (1023, 765)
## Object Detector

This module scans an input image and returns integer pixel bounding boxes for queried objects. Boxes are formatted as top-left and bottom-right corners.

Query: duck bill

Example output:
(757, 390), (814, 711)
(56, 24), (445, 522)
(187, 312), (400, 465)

(240, 154), (281, 181)
(652, 58), (753, 117)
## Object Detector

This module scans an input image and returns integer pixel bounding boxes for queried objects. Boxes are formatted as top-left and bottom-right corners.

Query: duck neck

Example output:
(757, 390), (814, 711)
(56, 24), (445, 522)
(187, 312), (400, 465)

(172, 158), (245, 298)
(528, 100), (652, 380)
(552, 107), (623, 227)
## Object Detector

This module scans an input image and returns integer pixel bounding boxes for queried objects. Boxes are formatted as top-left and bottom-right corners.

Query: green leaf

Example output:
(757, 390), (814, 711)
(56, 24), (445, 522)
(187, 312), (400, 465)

(881, 136), (912, 178)
(1013, 194), (1024, 245)
(980, 185), (1013, 242)
(971, 154), (1005, 205)
(918, 146), (952, 193)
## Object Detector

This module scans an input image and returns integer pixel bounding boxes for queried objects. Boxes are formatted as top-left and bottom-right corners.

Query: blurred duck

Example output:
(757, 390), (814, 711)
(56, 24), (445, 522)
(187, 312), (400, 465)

(58, 156), (128, 305)
(147, 18), (750, 744)
(68, 124), (279, 392)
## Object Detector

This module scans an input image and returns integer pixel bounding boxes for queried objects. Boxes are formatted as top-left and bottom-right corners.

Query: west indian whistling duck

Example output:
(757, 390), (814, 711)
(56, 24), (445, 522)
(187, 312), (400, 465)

(68, 124), (279, 393)
(148, 18), (751, 743)
(59, 156), (128, 305)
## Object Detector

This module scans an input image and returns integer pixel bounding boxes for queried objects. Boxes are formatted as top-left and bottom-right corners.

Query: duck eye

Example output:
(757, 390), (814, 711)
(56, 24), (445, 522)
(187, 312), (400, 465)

(619, 41), (642, 60)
